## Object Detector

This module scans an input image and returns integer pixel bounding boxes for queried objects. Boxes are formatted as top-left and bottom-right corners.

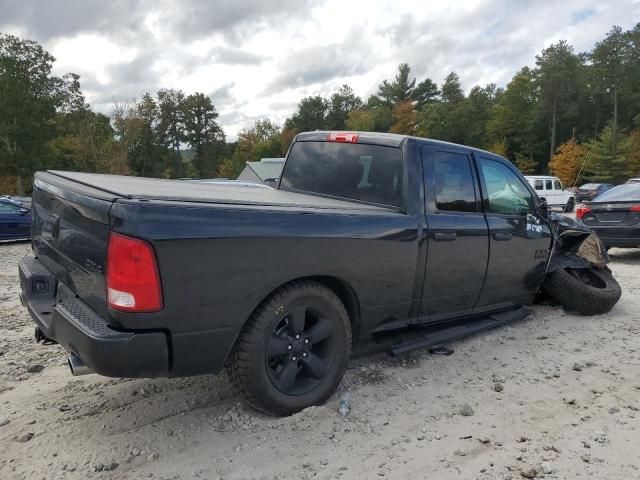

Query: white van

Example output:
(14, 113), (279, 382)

(524, 175), (575, 212)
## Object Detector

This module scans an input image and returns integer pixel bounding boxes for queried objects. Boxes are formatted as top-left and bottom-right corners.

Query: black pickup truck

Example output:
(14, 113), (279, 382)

(19, 131), (620, 414)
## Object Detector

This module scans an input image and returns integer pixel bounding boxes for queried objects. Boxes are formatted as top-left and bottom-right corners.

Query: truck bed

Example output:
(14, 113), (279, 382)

(43, 171), (390, 211)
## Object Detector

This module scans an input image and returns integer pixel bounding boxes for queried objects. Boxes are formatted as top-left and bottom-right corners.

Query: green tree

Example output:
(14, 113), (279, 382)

(326, 84), (362, 130)
(412, 78), (439, 108)
(48, 109), (126, 174)
(365, 96), (394, 132)
(132, 93), (162, 176)
(286, 96), (328, 132)
(376, 63), (416, 105)
(589, 26), (634, 158)
(440, 72), (465, 104)
(0, 33), (83, 194)
(584, 121), (632, 183)
(218, 119), (281, 179)
(346, 109), (376, 131)
(157, 88), (186, 177)
(487, 67), (539, 165)
(416, 72), (467, 143)
(533, 41), (582, 161)
(182, 92), (225, 177)
(459, 84), (499, 148)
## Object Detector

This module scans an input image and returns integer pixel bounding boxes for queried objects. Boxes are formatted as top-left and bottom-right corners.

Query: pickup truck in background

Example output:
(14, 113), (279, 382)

(18, 131), (620, 414)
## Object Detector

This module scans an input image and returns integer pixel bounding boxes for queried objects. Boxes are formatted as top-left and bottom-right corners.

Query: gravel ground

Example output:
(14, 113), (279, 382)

(1, 241), (639, 480)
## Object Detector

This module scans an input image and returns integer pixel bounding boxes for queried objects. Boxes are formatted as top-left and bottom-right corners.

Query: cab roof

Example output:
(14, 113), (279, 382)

(294, 131), (506, 159)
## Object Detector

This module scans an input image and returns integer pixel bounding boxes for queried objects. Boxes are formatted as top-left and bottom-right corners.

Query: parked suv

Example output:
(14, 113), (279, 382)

(525, 176), (575, 212)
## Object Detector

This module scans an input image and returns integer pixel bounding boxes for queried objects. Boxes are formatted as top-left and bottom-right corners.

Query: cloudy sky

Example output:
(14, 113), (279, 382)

(1, 0), (639, 139)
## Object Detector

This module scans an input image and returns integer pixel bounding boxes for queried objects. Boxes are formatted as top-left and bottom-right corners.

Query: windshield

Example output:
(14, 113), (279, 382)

(593, 184), (640, 202)
(579, 183), (599, 190)
(280, 141), (403, 207)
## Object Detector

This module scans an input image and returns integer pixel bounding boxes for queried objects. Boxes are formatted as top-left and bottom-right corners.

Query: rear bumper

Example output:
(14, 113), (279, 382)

(589, 226), (640, 248)
(19, 256), (170, 377)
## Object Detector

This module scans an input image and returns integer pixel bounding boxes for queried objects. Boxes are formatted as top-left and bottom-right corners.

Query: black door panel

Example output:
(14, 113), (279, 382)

(474, 157), (552, 308)
(420, 147), (489, 319)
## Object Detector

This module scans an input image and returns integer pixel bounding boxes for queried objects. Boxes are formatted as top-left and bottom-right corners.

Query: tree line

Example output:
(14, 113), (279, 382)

(1, 24), (639, 195)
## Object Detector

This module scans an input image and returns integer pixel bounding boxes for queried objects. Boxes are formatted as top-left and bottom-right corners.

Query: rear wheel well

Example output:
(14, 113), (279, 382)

(251, 276), (361, 344)
(307, 276), (361, 343)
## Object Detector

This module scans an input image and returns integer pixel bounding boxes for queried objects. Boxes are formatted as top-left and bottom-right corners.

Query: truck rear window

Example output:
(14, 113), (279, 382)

(280, 141), (403, 207)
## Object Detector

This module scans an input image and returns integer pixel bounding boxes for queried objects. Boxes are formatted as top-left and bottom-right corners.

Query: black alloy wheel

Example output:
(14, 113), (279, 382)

(266, 305), (336, 395)
(227, 280), (351, 415)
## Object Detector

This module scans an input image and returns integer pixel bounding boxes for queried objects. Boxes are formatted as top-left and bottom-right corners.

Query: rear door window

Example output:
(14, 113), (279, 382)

(280, 141), (403, 207)
(534, 180), (544, 191)
(545, 179), (552, 190)
(432, 151), (477, 212)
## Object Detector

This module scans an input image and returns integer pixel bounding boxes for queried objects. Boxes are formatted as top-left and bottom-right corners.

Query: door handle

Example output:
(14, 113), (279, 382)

(434, 232), (457, 241)
(494, 232), (512, 241)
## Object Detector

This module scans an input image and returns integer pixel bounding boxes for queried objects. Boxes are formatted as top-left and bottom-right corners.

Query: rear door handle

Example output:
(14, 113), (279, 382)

(494, 232), (512, 241)
(434, 232), (457, 242)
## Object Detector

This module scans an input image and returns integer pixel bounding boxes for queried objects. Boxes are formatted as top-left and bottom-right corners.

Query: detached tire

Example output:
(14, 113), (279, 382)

(543, 267), (621, 315)
(227, 280), (351, 415)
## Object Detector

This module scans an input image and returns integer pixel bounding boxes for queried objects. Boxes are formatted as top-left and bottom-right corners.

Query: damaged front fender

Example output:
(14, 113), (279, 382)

(546, 213), (610, 273)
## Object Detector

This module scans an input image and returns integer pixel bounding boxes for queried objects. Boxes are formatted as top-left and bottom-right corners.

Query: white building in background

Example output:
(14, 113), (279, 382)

(237, 158), (285, 187)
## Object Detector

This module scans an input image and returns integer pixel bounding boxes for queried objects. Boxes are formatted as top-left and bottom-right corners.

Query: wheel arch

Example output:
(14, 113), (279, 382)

(251, 275), (361, 343)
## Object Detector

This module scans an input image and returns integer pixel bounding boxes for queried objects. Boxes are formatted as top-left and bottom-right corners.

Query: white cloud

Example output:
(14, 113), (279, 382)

(1, 0), (638, 139)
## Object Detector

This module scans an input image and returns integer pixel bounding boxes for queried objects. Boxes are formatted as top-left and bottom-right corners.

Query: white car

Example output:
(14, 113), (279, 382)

(524, 175), (575, 212)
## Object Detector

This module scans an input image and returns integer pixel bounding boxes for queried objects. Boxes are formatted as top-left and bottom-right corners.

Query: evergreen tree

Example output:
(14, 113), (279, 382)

(584, 121), (632, 183)
(377, 63), (416, 105)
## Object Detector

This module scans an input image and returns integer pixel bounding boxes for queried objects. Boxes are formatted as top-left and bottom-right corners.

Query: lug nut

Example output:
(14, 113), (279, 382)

(295, 334), (300, 339)
(304, 338), (309, 344)
(287, 345), (292, 350)
(302, 352), (307, 358)
(292, 356), (297, 361)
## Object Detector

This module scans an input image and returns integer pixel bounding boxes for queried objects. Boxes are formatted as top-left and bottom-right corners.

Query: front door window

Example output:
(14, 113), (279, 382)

(479, 159), (534, 216)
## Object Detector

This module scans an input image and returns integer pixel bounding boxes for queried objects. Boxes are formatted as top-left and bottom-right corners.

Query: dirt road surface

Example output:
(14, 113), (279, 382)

(1, 242), (639, 479)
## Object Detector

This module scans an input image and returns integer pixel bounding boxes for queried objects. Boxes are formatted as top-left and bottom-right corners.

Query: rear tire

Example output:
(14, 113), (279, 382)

(542, 267), (621, 315)
(227, 280), (351, 415)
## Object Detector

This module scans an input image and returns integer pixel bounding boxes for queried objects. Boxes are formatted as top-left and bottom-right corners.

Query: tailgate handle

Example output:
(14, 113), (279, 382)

(434, 232), (457, 242)
(494, 232), (512, 241)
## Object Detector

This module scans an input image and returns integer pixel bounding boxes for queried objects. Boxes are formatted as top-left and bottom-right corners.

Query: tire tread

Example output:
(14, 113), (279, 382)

(226, 280), (351, 415)
(543, 267), (621, 315)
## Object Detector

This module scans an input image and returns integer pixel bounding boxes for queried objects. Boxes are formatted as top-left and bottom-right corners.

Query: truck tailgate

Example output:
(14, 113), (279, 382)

(31, 172), (117, 318)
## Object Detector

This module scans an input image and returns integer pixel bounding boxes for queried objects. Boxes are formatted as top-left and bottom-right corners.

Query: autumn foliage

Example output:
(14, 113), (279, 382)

(549, 138), (585, 186)
(389, 101), (417, 135)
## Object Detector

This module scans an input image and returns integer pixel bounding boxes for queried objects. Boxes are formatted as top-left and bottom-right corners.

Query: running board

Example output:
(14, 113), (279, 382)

(389, 307), (531, 356)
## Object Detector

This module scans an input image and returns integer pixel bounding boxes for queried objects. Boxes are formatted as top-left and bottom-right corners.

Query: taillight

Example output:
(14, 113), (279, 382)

(327, 132), (358, 143)
(576, 204), (592, 219)
(106, 232), (163, 312)
(630, 205), (640, 212)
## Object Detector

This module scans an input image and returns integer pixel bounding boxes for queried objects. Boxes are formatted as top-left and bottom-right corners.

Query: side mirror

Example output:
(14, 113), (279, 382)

(19, 208), (30, 215)
(536, 198), (549, 218)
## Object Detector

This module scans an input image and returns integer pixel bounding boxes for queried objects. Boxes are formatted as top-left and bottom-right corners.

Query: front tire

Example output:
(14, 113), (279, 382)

(227, 280), (352, 415)
(542, 267), (621, 315)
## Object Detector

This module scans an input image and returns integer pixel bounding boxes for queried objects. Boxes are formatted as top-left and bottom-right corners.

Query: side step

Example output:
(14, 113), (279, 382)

(389, 307), (530, 356)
